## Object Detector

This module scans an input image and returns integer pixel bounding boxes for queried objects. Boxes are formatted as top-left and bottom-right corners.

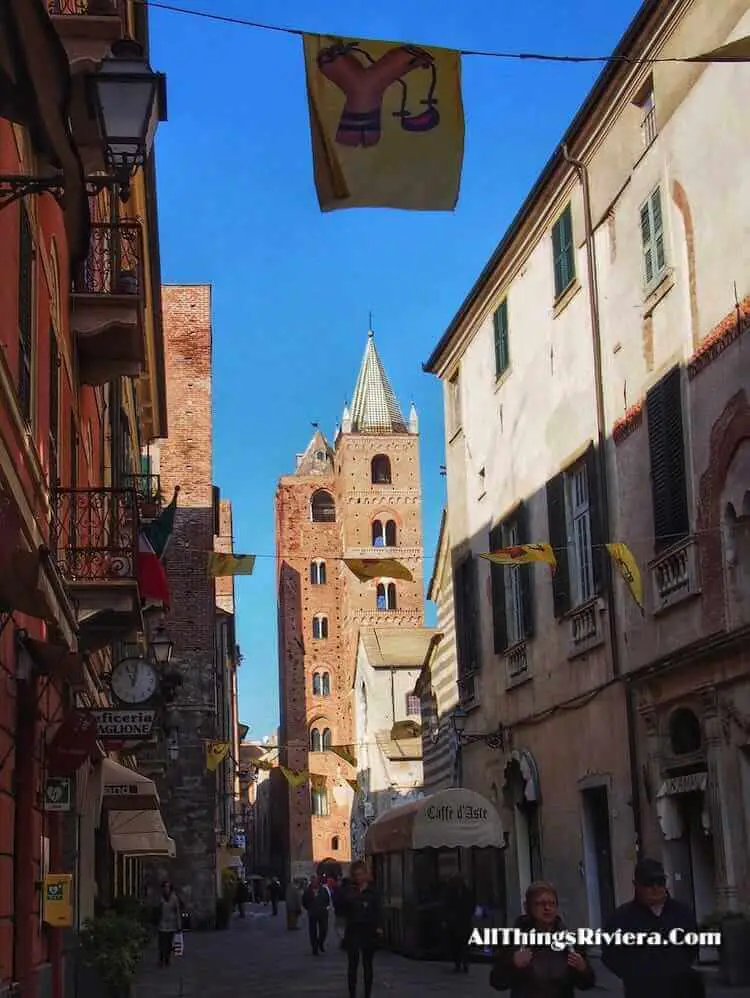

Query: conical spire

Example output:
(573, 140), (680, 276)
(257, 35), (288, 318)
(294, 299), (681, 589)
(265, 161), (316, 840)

(294, 429), (334, 475)
(349, 332), (406, 434)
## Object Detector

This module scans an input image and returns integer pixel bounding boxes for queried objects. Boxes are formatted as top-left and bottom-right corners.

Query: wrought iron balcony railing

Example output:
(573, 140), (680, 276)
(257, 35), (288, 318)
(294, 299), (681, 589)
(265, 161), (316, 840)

(74, 221), (144, 297)
(48, 0), (124, 15)
(51, 488), (138, 583)
(123, 473), (162, 520)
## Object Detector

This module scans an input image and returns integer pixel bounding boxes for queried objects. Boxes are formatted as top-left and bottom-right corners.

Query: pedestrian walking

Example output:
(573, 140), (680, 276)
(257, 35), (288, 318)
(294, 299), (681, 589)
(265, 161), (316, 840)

(601, 858), (703, 998)
(303, 875), (331, 954)
(286, 880), (302, 930)
(490, 880), (595, 998)
(334, 877), (350, 949)
(443, 873), (475, 973)
(340, 860), (383, 998)
(268, 876), (282, 916)
(156, 880), (182, 968)
(235, 878), (249, 918)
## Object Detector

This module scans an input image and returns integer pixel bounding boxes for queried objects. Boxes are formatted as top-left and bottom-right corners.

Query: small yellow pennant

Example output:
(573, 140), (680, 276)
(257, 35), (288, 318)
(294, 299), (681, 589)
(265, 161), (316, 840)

(480, 543), (557, 569)
(205, 741), (230, 772)
(207, 553), (256, 577)
(344, 558), (413, 582)
(280, 765), (309, 788)
(606, 542), (644, 612)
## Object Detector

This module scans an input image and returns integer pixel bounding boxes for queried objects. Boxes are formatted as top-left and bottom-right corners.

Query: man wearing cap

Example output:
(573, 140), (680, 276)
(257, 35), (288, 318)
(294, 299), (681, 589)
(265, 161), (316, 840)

(601, 858), (703, 998)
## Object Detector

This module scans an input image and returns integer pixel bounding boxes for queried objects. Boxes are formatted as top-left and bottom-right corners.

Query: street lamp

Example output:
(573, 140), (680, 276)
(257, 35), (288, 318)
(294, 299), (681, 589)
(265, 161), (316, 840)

(0, 38), (165, 208)
(150, 627), (174, 666)
(164, 707), (181, 762)
(451, 707), (504, 750)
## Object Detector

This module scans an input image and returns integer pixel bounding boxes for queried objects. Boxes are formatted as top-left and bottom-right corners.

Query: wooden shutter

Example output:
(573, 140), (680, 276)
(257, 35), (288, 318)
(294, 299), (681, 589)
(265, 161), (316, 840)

(488, 523), (507, 653)
(493, 301), (509, 378)
(454, 556), (480, 673)
(546, 473), (570, 617)
(647, 367), (688, 551)
(552, 213), (564, 297)
(584, 444), (604, 593)
(651, 189), (665, 273)
(553, 205), (575, 298)
(517, 501), (535, 638)
(640, 201), (653, 284)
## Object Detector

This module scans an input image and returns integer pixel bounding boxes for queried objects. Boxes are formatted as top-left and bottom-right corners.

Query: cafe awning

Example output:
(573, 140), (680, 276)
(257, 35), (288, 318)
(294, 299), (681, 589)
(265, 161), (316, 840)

(365, 787), (506, 854)
(109, 809), (175, 857)
(99, 758), (160, 811)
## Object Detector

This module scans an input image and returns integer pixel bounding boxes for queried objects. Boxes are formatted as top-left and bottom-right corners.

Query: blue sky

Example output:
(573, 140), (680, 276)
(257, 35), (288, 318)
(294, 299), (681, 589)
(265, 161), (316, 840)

(150, 0), (641, 739)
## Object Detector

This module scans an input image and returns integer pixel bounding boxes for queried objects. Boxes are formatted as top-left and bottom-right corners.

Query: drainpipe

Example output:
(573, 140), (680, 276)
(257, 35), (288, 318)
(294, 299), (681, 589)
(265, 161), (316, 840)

(562, 145), (643, 860)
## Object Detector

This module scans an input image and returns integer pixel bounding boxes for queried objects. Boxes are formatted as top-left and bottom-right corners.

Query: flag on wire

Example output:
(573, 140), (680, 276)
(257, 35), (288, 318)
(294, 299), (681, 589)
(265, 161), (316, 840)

(303, 35), (464, 211)
(688, 36), (750, 62)
(205, 741), (230, 772)
(344, 558), (413, 582)
(331, 744), (357, 767)
(207, 553), (256, 577)
(143, 487), (179, 558)
(346, 779), (361, 794)
(280, 765), (309, 788)
(480, 544), (557, 569)
(606, 543), (644, 612)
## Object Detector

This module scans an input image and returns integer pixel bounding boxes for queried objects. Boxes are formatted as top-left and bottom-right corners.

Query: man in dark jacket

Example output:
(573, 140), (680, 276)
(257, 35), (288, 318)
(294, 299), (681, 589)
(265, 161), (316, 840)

(443, 874), (475, 972)
(303, 875), (331, 955)
(601, 858), (702, 998)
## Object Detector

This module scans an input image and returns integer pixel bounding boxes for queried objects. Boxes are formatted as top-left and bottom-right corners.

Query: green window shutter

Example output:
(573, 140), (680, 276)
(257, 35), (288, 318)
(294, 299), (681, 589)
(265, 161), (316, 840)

(488, 523), (507, 653)
(18, 207), (33, 425)
(646, 367), (688, 551)
(546, 473), (570, 617)
(641, 201), (654, 284)
(552, 204), (575, 298)
(651, 188), (665, 274)
(493, 301), (509, 377)
(516, 501), (535, 639)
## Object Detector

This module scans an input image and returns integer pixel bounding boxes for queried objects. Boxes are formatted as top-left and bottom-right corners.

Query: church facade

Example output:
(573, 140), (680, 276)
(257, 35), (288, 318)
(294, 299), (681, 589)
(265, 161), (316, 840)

(275, 333), (424, 880)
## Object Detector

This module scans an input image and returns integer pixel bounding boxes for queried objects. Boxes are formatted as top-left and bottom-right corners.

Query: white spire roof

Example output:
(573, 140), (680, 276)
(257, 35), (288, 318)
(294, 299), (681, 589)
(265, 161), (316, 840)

(349, 332), (406, 434)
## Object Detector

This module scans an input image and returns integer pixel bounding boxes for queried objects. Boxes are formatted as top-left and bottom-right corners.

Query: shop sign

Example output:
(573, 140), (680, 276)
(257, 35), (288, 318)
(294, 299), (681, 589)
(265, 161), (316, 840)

(89, 709), (156, 740)
(47, 711), (98, 776)
(43, 777), (72, 812)
(662, 772), (708, 796)
(424, 802), (489, 824)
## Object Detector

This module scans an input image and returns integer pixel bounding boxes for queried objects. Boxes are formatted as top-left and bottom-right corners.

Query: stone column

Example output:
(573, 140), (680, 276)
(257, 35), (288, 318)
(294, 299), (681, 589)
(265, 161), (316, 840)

(703, 711), (738, 912)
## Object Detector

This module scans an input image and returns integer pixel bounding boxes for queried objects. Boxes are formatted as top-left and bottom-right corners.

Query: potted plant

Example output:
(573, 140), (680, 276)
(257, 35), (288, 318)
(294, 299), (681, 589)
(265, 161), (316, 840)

(79, 911), (150, 998)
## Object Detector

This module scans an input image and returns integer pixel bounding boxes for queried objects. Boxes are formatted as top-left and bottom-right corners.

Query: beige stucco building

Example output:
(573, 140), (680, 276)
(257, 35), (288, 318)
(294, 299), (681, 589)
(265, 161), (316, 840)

(425, 0), (750, 928)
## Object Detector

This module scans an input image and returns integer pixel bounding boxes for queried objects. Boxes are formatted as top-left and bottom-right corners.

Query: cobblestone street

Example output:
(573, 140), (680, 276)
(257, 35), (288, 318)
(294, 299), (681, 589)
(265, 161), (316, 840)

(133, 905), (745, 998)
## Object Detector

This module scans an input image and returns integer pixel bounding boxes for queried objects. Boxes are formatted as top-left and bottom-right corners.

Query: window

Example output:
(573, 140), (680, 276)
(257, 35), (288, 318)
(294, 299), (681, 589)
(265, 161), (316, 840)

(310, 728), (322, 752)
(315, 450), (325, 461)
(635, 78), (657, 147)
(312, 672), (322, 695)
(640, 187), (666, 287)
(406, 694), (420, 716)
(312, 615), (328, 640)
(311, 788), (329, 817)
(311, 559), (327, 585)
(322, 728), (332, 750)
(488, 505), (534, 653)
(331, 835), (339, 851)
(493, 300), (509, 378)
(321, 672), (331, 696)
(546, 446), (602, 616)
(371, 455), (391, 484)
(372, 519), (397, 547)
(647, 367), (688, 552)
(453, 555), (480, 674)
(48, 327), (59, 488)
(385, 520), (397, 546)
(376, 582), (397, 611)
(311, 489), (336, 523)
(448, 372), (461, 435)
(18, 206), (34, 426)
(372, 519), (384, 547)
(552, 203), (575, 299)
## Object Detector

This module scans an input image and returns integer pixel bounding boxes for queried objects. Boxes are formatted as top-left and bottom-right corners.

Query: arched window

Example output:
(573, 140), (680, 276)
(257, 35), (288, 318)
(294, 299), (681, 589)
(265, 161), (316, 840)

(668, 708), (702, 755)
(371, 455), (391, 484)
(311, 788), (329, 816)
(315, 450), (325, 461)
(311, 560), (327, 585)
(385, 520), (397, 546)
(310, 728), (322, 752)
(312, 673), (322, 695)
(311, 489), (336, 523)
(322, 672), (331, 696)
(331, 835), (339, 851)
(322, 728), (332, 750)
(312, 615), (328, 639)
(372, 520), (384, 547)
(376, 583), (397, 611)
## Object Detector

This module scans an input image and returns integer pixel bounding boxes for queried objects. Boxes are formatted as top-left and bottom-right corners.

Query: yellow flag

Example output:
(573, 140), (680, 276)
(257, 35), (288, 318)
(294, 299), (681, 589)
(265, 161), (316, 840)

(253, 758), (274, 771)
(207, 553), (256, 577)
(480, 544), (557, 569)
(309, 773), (327, 790)
(303, 35), (464, 211)
(331, 744), (357, 767)
(280, 765), (309, 788)
(205, 741), (230, 772)
(344, 558), (413, 582)
(606, 543), (644, 612)
(346, 779), (360, 794)
(688, 37), (750, 62)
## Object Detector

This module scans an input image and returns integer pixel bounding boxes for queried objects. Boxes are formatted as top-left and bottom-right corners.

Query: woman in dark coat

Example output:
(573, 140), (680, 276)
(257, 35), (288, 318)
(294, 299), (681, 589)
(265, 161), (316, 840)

(490, 881), (595, 998)
(340, 861), (383, 998)
(443, 873), (475, 972)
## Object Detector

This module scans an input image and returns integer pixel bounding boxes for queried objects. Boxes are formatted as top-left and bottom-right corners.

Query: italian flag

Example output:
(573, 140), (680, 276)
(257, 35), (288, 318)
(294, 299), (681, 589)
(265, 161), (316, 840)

(135, 486), (179, 609)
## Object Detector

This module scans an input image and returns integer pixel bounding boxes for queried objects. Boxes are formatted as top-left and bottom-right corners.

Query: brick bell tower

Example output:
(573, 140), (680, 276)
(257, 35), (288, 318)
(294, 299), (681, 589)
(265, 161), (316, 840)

(275, 331), (423, 882)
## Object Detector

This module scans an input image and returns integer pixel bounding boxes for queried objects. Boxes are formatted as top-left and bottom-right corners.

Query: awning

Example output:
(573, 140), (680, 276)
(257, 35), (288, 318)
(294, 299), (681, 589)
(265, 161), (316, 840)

(109, 809), (175, 857)
(365, 787), (506, 854)
(99, 758), (160, 812)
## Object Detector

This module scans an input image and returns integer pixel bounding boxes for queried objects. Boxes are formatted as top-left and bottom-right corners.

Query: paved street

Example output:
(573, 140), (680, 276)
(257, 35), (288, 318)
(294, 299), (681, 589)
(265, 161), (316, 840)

(134, 904), (747, 998)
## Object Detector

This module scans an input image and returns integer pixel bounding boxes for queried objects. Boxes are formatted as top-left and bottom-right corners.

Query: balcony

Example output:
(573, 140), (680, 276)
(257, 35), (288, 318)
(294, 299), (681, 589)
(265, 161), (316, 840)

(505, 642), (529, 685)
(48, 0), (125, 62)
(51, 488), (141, 650)
(71, 222), (146, 386)
(567, 597), (606, 659)
(650, 536), (700, 614)
(123, 473), (163, 521)
(344, 546), (422, 560)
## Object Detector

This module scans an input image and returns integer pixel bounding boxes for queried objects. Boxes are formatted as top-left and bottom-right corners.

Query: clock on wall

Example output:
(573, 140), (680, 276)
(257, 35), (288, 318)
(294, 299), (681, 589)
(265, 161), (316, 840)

(110, 657), (159, 705)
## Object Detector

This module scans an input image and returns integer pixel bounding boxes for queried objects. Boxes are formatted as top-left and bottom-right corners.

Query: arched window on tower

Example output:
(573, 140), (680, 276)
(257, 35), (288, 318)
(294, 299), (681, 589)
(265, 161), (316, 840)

(385, 520), (397, 546)
(331, 835), (339, 851)
(376, 583), (397, 611)
(312, 672), (322, 695)
(310, 727), (322, 752)
(311, 788), (329, 817)
(322, 728), (332, 750)
(311, 560), (327, 585)
(372, 520), (384, 547)
(312, 615), (328, 639)
(311, 490), (336, 523)
(322, 672), (331, 696)
(371, 455), (391, 484)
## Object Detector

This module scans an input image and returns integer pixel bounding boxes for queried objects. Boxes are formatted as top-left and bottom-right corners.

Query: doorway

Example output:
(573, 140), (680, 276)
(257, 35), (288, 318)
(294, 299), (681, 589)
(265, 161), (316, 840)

(581, 785), (616, 928)
(667, 792), (715, 923)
